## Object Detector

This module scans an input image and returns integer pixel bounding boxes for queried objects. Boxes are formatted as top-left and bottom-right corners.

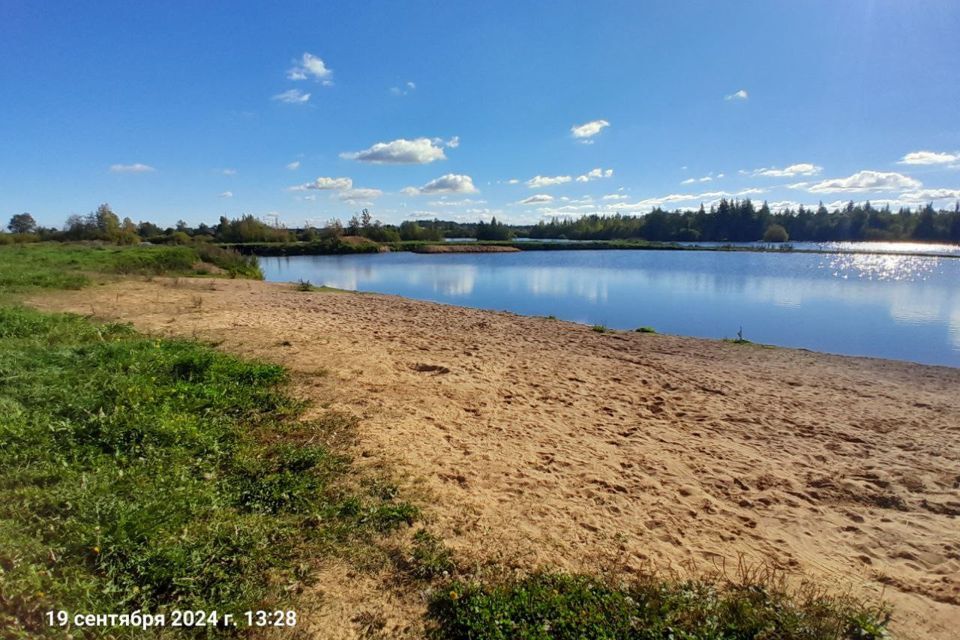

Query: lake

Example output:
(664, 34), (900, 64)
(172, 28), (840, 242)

(260, 248), (960, 367)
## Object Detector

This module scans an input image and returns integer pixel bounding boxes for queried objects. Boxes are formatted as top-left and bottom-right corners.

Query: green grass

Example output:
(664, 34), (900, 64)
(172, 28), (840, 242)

(428, 572), (891, 640)
(0, 307), (417, 636)
(0, 243), (261, 297)
(635, 326), (657, 334)
(591, 324), (608, 333)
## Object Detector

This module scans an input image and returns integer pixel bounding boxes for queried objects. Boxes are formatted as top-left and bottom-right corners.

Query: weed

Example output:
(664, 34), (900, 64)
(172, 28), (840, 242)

(591, 324), (608, 333)
(635, 326), (656, 334)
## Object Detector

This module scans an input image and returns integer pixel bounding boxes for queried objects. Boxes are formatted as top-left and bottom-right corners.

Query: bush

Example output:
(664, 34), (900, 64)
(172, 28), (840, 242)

(763, 223), (790, 243)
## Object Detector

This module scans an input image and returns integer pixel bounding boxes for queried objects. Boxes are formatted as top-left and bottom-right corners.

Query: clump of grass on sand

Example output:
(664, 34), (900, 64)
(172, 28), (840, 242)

(591, 324), (608, 333)
(0, 307), (417, 636)
(427, 570), (891, 640)
(635, 326), (657, 334)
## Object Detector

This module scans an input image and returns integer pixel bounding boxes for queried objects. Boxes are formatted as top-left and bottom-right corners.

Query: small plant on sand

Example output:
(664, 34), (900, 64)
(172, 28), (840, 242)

(591, 324), (608, 333)
(726, 324), (752, 345)
(403, 529), (456, 580)
(635, 326), (656, 334)
(296, 279), (317, 291)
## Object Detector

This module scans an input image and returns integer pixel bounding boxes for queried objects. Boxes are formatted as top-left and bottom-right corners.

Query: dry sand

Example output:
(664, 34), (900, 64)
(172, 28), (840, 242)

(31, 278), (960, 639)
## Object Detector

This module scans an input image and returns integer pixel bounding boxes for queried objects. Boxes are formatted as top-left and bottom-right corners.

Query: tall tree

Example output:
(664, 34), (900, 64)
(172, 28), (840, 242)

(7, 212), (37, 234)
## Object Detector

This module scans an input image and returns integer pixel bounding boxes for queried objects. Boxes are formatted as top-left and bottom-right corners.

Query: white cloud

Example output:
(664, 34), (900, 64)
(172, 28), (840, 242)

(390, 80), (417, 96)
(426, 198), (486, 206)
(725, 89), (749, 101)
(301, 176), (353, 191)
(576, 168), (614, 183)
(749, 163), (823, 177)
(526, 175), (572, 188)
(518, 194), (554, 205)
(570, 119), (609, 143)
(109, 163), (155, 173)
(287, 53), (333, 85)
(445, 136), (460, 149)
(338, 187), (383, 202)
(219, 191), (233, 198)
(286, 160), (301, 170)
(504, 178), (520, 185)
(899, 188), (960, 201)
(220, 168), (237, 176)
(341, 137), (449, 164)
(803, 170), (922, 193)
(404, 174), (478, 195)
(272, 89), (310, 104)
(898, 150), (960, 166)
(681, 174), (714, 185)
(602, 193), (629, 201)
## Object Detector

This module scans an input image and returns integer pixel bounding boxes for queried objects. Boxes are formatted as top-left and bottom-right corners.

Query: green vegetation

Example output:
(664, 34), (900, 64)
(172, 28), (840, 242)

(0, 243), (260, 296)
(428, 572), (890, 640)
(763, 222), (790, 242)
(635, 326), (657, 334)
(591, 324), (608, 333)
(475, 217), (514, 241)
(0, 307), (417, 636)
(529, 200), (960, 244)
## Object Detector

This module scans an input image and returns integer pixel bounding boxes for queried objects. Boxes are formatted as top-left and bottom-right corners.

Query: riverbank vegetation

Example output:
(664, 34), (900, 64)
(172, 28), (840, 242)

(6, 199), (959, 251)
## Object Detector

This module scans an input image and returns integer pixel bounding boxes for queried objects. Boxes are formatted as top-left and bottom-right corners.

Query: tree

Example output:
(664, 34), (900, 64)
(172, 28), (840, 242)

(8, 213), (37, 234)
(762, 223), (789, 243)
(360, 208), (372, 229)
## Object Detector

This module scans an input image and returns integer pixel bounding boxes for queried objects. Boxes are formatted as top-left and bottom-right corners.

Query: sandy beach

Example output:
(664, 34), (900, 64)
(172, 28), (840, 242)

(31, 278), (960, 639)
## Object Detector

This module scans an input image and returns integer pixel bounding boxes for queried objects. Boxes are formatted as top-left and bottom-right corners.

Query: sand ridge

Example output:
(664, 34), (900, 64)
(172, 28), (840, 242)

(31, 278), (960, 639)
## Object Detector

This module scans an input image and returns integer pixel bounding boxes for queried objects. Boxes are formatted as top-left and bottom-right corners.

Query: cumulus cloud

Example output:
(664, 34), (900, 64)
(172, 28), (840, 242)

(602, 193), (629, 201)
(899, 188), (960, 201)
(898, 150), (960, 165)
(287, 53), (333, 84)
(526, 175), (572, 188)
(290, 176), (354, 191)
(725, 89), (749, 101)
(802, 170), (922, 193)
(338, 187), (383, 202)
(272, 89), (310, 104)
(576, 168), (614, 183)
(286, 160), (301, 170)
(518, 194), (554, 205)
(403, 174), (478, 195)
(109, 163), (155, 173)
(749, 163), (823, 177)
(219, 191), (233, 198)
(570, 119), (609, 143)
(341, 137), (451, 164)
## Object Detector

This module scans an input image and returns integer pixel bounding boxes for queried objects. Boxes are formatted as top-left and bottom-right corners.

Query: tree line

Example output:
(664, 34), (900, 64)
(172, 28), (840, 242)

(5, 200), (960, 246)
(529, 200), (960, 243)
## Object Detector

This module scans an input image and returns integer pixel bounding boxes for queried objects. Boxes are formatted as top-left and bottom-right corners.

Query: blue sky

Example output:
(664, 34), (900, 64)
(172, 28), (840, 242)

(2, 0), (960, 229)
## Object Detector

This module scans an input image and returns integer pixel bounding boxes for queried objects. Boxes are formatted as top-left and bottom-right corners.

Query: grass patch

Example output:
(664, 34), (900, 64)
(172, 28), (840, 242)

(0, 242), (260, 297)
(428, 571), (891, 640)
(635, 326), (657, 334)
(0, 307), (416, 636)
(591, 324), (608, 333)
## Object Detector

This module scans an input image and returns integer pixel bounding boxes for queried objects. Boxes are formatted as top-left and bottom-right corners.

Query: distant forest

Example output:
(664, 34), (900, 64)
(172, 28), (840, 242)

(529, 200), (960, 244)
(4, 199), (960, 246)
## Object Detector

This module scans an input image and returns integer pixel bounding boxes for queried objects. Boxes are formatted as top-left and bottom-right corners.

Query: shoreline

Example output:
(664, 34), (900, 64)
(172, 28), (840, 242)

(223, 238), (960, 259)
(29, 278), (960, 639)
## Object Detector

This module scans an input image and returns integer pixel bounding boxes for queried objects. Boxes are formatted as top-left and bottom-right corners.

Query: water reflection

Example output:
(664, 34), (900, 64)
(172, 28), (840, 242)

(261, 250), (960, 367)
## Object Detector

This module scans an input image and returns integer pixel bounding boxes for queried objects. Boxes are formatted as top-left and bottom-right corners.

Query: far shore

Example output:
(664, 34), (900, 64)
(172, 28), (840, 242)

(222, 237), (960, 259)
(30, 276), (960, 639)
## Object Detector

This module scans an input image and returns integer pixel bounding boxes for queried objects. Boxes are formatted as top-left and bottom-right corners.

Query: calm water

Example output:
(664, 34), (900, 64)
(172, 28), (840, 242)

(261, 249), (960, 367)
